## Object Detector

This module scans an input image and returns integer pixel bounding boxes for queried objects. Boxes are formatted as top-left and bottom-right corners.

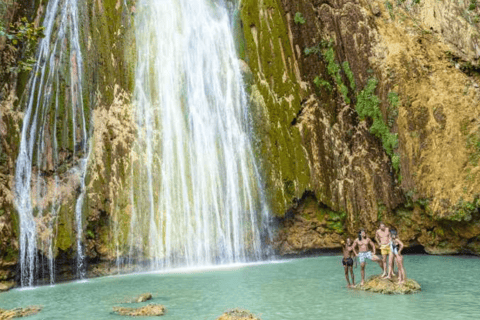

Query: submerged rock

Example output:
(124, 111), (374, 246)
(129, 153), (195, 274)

(0, 306), (42, 319)
(112, 304), (166, 317)
(216, 309), (261, 320)
(354, 275), (421, 294)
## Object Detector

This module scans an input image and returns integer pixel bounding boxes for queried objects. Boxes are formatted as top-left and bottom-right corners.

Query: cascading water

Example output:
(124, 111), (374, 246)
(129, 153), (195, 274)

(14, 0), (88, 286)
(127, 0), (271, 269)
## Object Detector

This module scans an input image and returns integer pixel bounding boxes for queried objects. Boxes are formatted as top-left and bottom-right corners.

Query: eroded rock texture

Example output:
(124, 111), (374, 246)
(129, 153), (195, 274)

(241, 0), (480, 254)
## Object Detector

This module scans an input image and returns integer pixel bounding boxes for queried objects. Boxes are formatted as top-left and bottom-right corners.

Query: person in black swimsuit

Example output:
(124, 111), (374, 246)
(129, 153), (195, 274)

(341, 237), (356, 288)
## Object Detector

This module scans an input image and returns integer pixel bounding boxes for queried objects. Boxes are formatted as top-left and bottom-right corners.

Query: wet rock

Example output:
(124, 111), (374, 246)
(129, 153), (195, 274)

(0, 281), (15, 292)
(112, 304), (166, 317)
(354, 275), (421, 294)
(216, 309), (261, 320)
(135, 293), (152, 303)
(0, 306), (42, 319)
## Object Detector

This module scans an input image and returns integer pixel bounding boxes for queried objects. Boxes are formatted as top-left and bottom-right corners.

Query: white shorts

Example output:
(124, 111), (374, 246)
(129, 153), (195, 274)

(358, 251), (373, 263)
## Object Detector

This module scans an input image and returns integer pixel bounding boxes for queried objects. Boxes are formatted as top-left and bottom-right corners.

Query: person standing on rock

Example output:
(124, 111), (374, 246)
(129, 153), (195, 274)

(341, 237), (356, 288)
(375, 222), (392, 277)
(352, 229), (383, 286)
(388, 229), (407, 285)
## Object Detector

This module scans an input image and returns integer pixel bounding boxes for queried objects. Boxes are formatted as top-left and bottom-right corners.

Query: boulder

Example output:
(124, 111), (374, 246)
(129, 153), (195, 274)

(112, 304), (166, 317)
(354, 275), (421, 294)
(216, 309), (261, 320)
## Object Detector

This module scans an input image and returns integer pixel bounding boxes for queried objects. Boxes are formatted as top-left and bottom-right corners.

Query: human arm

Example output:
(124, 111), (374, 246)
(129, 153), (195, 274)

(369, 238), (376, 255)
(397, 239), (404, 255)
(352, 240), (358, 256)
(375, 230), (380, 246)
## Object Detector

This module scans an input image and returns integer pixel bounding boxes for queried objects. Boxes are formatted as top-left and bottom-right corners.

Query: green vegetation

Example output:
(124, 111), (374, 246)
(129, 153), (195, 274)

(294, 12), (306, 25)
(324, 47), (350, 103)
(342, 61), (356, 91)
(304, 45), (321, 56)
(356, 78), (399, 157)
(413, 0), (420, 4)
(326, 209), (347, 234)
(469, 0), (477, 11)
(387, 91), (399, 128)
(385, 1), (394, 19)
(314, 76), (332, 91)
(446, 197), (480, 222)
(0, 17), (45, 72)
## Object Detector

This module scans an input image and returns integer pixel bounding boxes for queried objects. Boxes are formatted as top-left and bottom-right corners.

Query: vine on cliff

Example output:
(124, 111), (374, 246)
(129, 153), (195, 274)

(356, 78), (399, 170)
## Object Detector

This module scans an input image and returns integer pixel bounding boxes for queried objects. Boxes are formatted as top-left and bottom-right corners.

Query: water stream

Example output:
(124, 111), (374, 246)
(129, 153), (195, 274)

(126, 0), (270, 269)
(14, 0), (88, 286)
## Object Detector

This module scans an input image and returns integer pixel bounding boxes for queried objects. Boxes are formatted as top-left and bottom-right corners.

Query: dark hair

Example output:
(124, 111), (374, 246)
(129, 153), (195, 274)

(358, 229), (365, 240)
(390, 229), (397, 237)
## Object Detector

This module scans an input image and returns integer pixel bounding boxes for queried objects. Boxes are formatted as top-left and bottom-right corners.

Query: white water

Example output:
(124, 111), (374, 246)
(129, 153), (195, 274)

(14, 0), (88, 286)
(127, 0), (270, 269)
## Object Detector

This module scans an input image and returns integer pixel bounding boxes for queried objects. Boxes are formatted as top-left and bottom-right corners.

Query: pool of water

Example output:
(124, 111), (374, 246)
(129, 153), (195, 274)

(1, 255), (479, 319)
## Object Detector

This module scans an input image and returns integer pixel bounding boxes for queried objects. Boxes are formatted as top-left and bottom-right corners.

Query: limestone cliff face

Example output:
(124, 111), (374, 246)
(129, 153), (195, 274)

(239, 0), (480, 255)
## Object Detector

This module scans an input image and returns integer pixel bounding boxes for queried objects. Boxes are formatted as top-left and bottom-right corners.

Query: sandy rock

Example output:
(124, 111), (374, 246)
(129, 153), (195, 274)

(0, 306), (42, 319)
(354, 275), (421, 294)
(0, 281), (15, 292)
(112, 304), (166, 316)
(216, 309), (261, 320)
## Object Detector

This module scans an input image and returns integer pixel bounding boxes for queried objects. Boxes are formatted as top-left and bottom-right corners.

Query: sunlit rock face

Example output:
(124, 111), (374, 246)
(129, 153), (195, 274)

(239, 0), (480, 254)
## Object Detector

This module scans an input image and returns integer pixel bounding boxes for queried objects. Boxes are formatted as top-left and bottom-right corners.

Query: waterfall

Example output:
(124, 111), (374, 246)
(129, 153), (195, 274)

(127, 0), (270, 269)
(14, 0), (88, 286)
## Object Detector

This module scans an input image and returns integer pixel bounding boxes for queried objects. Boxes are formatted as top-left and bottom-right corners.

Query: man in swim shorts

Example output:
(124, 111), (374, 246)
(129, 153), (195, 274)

(352, 229), (383, 286)
(341, 237), (356, 288)
(375, 221), (392, 277)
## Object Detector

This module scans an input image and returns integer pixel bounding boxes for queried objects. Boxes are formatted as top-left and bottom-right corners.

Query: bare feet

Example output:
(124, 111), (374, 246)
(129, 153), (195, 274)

(360, 281), (365, 286)
(385, 276), (392, 280)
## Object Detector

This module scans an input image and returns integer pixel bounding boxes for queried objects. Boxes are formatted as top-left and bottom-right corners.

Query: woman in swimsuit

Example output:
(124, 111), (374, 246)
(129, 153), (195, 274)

(390, 229), (407, 285)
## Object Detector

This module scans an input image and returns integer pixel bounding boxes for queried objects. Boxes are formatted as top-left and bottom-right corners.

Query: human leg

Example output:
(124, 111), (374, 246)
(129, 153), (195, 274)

(397, 255), (406, 284)
(349, 265), (355, 286)
(385, 253), (395, 279)
(360, 262), (366, 286)
(344, 265), (351, 287)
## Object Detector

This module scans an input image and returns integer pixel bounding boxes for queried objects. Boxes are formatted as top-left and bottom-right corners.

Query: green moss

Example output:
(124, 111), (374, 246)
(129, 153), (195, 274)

(469, 0), (477, 11)
(240, 0), (311, 215)
(324, 47), (350, 104)
(443, 197), (480, 222)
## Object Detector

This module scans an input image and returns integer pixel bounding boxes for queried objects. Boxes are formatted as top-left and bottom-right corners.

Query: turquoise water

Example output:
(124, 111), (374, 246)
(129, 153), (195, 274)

(1, 255), (479, 319)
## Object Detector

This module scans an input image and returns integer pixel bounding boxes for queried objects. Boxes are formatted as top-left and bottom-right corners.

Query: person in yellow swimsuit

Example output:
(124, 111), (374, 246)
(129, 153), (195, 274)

(375, 222), (392, 277)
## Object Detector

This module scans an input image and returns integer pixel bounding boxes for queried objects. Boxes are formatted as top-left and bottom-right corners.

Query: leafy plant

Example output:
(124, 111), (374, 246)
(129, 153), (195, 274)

(314, 76), (332, 91)
(304, 45), (320, 56)
(356, 78), (398, 156)
(324, 47), (350, 103)
(2, 17), (45, 72)
(342, 61), (356, 91)
(294, 12), (306, 25)
(469, 0), (477, 11)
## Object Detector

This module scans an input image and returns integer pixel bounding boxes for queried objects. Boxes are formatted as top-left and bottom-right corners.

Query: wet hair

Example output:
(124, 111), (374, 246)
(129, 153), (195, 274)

(390, 229), (398, 237)
(379, 221), (385, 227)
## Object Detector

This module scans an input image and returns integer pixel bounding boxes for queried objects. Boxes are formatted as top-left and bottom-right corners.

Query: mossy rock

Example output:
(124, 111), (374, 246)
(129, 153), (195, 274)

(354, 275), (421, 294)
(0, 281), (15, 292)
(216, 309), (261, 320)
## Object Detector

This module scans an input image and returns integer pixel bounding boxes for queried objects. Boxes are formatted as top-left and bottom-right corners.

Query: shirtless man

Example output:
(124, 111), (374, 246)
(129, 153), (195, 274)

(352, 229), (383, 286)
(375, 222), (392, 277)
(341, 238), (356, 288)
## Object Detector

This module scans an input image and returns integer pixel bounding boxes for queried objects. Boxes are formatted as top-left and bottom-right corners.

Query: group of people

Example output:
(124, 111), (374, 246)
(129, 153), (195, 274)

(341, 222), (407, 287)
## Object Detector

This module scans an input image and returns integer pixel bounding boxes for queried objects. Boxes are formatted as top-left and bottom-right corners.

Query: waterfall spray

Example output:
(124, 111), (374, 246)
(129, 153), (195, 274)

(127, 0), (271, 269)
